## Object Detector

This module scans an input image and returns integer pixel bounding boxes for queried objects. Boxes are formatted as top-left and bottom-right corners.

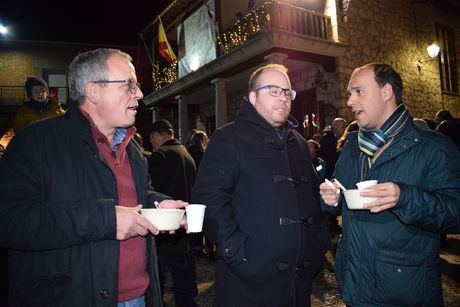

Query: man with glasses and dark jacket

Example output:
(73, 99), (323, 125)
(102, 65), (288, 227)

(192, 64), (329, 307)
(0, 48), (186, 307)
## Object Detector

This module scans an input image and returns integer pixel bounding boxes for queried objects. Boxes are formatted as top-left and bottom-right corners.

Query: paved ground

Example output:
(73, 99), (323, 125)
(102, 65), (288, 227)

(164, 234), (460, 306)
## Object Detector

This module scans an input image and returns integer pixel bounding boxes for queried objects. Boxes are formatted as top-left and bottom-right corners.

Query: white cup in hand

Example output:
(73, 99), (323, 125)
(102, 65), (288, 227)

(356, 180), (378, 190)
(186, 204), (206, 233)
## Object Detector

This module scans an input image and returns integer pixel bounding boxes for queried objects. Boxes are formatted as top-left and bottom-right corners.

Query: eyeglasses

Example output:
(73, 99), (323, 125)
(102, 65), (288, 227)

(91, 79), (140, 94)
(253, 85), (296, 100)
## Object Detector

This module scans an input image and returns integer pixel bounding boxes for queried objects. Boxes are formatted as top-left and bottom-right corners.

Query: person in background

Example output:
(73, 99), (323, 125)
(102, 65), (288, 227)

(0, 48), (187, 307)
(12, 76), (65, 133)
(148, 120), (199, 307)
(319, 118), (350, 235)
(186, 130), (214, 258)
(192, 64), (329, 307)
(317, 117), (347, 179)
(187, 130), (208, 170)
(434, 110), (460, 248)
(320, 63), (460, 306)
(184, 128), (198, 147)
(434, 109), (453, 125)
(134, 132), (152, 158)
(412, 118), (431, 130)
(310, 133), (322, 143)
(336, 120), (359, 152)
(307, 139), (327, 181)
(434, 109), (460, 151)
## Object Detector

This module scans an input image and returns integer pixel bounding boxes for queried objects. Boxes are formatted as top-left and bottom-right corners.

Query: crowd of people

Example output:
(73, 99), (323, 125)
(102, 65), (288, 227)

(0, 48), (459, 307)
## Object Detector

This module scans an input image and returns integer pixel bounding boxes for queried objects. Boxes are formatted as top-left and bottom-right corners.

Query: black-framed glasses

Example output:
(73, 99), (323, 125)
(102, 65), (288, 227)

(92, 79), (140, 94)
(253, 85), (296, 100)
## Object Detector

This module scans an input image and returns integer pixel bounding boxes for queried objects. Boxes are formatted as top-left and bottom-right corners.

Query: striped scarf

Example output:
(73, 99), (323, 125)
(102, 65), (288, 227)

(358, 104), (410, 179)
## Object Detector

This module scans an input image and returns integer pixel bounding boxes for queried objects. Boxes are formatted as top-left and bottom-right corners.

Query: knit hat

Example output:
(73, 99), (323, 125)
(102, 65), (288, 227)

(25, 76), (49, 98)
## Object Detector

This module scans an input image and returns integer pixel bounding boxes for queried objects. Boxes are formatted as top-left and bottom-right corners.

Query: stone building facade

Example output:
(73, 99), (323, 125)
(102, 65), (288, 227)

(143, 0), (459, 140)
(335, 0), (460, 119)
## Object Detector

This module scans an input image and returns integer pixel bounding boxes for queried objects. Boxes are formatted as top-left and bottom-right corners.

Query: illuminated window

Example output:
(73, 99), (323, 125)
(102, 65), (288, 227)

(436, 23), (458, 94)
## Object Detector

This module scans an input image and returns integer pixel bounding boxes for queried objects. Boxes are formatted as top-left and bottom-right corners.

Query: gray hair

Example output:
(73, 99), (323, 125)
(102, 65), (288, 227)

(68, 48), (132, 105)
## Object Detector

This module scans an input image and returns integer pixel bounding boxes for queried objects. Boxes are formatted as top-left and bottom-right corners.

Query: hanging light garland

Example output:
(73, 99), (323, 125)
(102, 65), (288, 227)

(154, 0), (275, 90)
(153, 61), (178, 91)
(217, 1), (274, 53)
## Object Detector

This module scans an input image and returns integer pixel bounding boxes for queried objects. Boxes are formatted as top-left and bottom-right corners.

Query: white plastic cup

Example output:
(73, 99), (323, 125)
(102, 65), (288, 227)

(356, 180), (378, 190)
(186, 204), (206, 233)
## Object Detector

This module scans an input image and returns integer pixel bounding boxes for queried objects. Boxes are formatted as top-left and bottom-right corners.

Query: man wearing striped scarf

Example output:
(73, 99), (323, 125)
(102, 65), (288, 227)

(319, 63), (460, 306)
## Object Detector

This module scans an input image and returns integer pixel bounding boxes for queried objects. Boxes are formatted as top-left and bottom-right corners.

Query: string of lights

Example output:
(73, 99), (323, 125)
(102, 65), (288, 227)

(153, 0), (275, 90)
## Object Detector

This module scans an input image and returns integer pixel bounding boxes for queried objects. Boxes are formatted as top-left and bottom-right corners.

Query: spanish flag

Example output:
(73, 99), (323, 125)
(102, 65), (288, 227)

(158, 16), (176, 62)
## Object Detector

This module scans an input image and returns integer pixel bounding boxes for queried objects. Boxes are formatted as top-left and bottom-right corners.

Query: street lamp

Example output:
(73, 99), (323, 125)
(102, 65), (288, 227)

(417, 42), (440, 72)
(0, 24), (8, 35)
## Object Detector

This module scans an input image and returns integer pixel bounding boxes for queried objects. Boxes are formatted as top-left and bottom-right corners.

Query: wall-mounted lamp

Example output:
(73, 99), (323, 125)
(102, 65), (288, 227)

(417, 43), (440, 72)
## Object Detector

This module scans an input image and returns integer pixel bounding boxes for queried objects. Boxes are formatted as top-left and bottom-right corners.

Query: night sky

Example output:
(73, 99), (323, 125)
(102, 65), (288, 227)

(1, 0), (170, 46)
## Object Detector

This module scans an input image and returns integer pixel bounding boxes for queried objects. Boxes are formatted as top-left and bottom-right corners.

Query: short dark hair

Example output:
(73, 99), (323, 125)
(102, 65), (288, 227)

(150, 119), (174, 136)
(435, 109), (453, 121)
(362, 63), (403, 104)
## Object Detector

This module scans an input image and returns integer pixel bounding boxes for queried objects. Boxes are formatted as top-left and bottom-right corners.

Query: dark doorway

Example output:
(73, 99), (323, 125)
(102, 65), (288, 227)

(291, 88), (323, 139)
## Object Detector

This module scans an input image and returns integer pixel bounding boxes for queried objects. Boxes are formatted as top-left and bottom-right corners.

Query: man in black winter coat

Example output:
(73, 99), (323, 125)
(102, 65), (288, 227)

(0, 48), (186, 307)
(192, 64), (329, 307)
(148, 120), (198, 307)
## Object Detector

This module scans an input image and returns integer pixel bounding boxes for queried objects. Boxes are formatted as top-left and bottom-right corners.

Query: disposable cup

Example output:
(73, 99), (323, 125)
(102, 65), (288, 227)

(356, 180), (378, 190)
(186, 204), (206, 233)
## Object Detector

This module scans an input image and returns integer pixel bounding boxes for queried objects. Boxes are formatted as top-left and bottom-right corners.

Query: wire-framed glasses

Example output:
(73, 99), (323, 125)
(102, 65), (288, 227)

(253, 85), (296, 100)
(92, 79), (140, 94)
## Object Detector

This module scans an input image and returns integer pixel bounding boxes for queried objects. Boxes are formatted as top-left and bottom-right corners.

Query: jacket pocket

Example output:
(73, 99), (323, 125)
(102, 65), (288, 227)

(374, 250), (425, 306)
(226, 234), (276, 285)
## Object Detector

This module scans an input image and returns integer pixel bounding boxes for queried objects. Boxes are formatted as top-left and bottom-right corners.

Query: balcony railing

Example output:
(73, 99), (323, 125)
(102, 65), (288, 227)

(0, 86), (68, 105)
(0, 86), (26, 105)
(153, 0), (333, 90)
(218, 0), (332, 53)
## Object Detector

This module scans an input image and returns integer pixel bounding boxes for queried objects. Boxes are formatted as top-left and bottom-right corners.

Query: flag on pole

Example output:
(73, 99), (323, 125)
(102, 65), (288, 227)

(136, 34), (153, 86)
(158, 16), (177, 62)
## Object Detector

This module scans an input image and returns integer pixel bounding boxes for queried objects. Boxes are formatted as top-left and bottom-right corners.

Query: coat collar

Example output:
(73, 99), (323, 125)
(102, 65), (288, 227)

(347, 118), (420, 172)
(160, 138), (182, 147)
(64, 106), (137, 155)
(235, 97), (298, 149)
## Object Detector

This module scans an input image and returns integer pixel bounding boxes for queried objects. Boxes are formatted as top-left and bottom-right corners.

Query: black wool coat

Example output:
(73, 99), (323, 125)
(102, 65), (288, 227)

(192, 99), (329, 307)
(0, 107), (168, 307)
(148, 139), (196, 252)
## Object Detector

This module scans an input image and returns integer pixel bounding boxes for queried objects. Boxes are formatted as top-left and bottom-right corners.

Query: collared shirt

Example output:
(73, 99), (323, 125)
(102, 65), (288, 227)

(79, 107), (149, 302)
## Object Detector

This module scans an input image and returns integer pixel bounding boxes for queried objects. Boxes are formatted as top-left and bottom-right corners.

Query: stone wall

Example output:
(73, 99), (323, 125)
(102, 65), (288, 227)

(334, 0), (460, 120)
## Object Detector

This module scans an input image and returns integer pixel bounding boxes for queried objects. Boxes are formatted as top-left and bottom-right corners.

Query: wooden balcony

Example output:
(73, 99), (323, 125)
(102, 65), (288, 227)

(219, 1), (333, 53)
(154, 1), (335, 91)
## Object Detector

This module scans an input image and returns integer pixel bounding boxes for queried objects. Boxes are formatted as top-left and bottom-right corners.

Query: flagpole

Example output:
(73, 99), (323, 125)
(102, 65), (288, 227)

(139, 33), (154, 66)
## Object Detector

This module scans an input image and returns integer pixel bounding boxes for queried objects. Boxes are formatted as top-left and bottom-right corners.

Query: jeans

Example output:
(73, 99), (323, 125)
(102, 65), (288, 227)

(118, 296), (145, 307)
